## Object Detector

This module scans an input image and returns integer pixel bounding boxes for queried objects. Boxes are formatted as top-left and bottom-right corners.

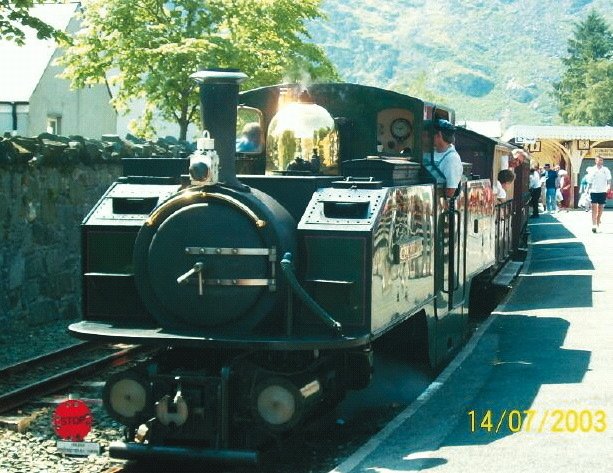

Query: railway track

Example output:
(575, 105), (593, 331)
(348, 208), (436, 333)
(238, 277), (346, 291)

(0, 343), (433, 473)
(0, 341), (149, 414)
(0, 310), (497, 473)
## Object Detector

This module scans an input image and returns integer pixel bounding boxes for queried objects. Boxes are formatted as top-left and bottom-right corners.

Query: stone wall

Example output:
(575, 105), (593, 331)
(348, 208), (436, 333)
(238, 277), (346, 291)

(0, 132), (195, 331)
(0, 162), (121, 330)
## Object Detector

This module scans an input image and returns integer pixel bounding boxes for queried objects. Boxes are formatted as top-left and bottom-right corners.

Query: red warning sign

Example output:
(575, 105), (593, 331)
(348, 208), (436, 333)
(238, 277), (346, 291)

(52, 399), (93, 441)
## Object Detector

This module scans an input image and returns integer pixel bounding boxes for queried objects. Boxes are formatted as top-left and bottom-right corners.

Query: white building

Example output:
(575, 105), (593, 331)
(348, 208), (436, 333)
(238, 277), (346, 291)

(0, 3), (116, 138)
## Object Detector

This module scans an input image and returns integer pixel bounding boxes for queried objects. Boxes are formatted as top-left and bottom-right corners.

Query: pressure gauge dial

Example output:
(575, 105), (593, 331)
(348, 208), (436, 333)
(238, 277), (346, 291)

(390, 118), (412, 140)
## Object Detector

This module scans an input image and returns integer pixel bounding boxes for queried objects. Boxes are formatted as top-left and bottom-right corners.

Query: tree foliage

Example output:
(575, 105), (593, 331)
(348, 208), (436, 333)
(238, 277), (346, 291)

(58, 0), (339, 140)
(554, 10), (613, 125)
(0, 0), (66, 44)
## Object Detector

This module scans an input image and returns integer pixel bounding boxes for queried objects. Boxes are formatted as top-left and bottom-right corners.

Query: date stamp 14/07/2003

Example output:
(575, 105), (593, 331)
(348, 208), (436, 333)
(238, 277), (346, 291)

(467, 409), (607, 434)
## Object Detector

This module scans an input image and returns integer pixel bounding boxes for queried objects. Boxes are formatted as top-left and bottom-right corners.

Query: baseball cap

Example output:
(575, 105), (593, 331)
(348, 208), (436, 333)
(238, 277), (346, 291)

(434, 119), (455, 132)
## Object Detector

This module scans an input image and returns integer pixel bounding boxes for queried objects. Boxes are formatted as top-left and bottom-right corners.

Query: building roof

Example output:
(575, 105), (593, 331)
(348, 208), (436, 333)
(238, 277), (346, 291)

(502, 125), (613, 142)
(0, 3), (77, 102)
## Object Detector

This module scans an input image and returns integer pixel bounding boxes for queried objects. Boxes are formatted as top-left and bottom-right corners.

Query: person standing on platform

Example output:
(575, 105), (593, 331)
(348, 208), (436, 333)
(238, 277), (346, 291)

(586, 156), (612, 233)
(543, 164), (559, 213)
(558, 169), (570, 211)
(578, 171), (592, 211)
(529, 165), (542, 217)
(540, 168), (547, 210)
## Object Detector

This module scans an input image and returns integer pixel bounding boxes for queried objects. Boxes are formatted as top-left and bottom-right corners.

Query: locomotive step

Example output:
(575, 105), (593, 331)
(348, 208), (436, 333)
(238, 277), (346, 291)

(491, 260), (523, 287)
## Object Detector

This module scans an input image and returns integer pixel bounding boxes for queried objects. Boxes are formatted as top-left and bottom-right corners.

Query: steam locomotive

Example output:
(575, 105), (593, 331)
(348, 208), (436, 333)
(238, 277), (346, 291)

(69, 70), (528, 464)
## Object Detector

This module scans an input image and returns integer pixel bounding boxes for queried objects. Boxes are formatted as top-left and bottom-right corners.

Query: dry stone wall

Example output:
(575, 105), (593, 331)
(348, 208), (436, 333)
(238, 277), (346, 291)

(0, 162), (121, 331)
(0, 133), (193, 333)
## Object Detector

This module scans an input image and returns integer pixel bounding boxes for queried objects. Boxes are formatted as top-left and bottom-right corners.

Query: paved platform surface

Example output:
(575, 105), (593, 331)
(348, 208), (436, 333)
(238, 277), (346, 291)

(331, 210), (613, 473)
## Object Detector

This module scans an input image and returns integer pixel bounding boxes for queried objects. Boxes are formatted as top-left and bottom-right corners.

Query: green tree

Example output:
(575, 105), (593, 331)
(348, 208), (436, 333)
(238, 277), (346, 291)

(0, 0), (66, 44)
(575, 60), (613, 125)
(554, 10), (613, 125)
(58, 0), (339, 140)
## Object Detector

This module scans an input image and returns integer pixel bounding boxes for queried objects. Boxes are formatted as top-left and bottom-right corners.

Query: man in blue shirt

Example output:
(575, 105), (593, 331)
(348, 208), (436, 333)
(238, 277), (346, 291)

(543, 164), (559, 213)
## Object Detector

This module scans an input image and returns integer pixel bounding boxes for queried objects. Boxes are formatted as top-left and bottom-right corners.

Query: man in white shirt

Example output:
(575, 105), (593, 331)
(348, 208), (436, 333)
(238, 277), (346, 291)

(586, 156), (612, 233)
(528, 165), (542, 217)
(433, 119), (463, 198)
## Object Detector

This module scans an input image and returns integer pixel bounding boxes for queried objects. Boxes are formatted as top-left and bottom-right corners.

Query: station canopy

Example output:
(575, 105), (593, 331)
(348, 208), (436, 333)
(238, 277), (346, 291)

(502, 125), (613, 143)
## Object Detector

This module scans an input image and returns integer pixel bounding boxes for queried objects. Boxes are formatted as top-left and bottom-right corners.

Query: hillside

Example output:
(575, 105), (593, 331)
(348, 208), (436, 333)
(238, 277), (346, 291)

(310, 0), (613, 127)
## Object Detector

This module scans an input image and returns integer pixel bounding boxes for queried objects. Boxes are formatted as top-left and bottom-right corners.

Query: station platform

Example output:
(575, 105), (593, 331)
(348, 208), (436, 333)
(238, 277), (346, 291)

(331, 210), (613, 473)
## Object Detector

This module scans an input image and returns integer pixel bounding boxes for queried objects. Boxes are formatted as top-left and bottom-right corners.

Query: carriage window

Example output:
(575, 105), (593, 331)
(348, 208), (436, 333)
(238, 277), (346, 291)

(236, 106), (264, 154)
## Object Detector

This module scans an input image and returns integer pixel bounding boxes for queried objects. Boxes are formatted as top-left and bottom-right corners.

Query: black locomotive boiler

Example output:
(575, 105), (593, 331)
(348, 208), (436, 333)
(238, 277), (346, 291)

(69, 70), (528, 464)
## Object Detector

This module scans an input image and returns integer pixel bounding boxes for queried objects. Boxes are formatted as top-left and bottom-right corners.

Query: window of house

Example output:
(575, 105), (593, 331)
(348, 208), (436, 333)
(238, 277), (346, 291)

(47, 116), (62, 135)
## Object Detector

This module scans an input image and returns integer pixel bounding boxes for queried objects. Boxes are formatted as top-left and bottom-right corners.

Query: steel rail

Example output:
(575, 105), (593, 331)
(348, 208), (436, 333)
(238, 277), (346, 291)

(0, 344), (150, 414)
(0, 341), (99, 378)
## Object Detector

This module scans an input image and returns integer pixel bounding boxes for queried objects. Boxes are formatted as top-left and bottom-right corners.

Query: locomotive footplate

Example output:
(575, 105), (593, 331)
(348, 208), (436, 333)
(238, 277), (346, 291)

(68, 321), (371, 350)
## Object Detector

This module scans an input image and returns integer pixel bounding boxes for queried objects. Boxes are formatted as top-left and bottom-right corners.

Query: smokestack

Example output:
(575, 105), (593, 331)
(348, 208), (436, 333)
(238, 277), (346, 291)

(190, 70), (248, 189)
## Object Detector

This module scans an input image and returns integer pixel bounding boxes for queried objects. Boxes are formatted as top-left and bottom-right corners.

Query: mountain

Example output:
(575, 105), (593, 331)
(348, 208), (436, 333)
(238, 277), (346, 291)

(310, 0), (613, 127)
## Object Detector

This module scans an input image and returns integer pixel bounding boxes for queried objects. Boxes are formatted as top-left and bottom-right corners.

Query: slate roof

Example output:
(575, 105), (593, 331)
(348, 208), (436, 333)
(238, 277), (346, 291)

(502, 125), (613, 142)
(0, 3), (77, 102)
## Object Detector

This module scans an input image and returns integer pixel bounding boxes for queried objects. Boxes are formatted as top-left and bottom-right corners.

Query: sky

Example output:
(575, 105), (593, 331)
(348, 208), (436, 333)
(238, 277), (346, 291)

(0, 3), (76, 102)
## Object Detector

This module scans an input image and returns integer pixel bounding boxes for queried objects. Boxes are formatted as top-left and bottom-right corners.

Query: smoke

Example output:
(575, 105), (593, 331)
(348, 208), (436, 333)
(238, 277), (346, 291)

(282, 68), (315, 92)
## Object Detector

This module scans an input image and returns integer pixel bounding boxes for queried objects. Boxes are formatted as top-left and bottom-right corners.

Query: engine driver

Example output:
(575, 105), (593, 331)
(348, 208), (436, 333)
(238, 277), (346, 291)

(433, 119), (464, 198)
